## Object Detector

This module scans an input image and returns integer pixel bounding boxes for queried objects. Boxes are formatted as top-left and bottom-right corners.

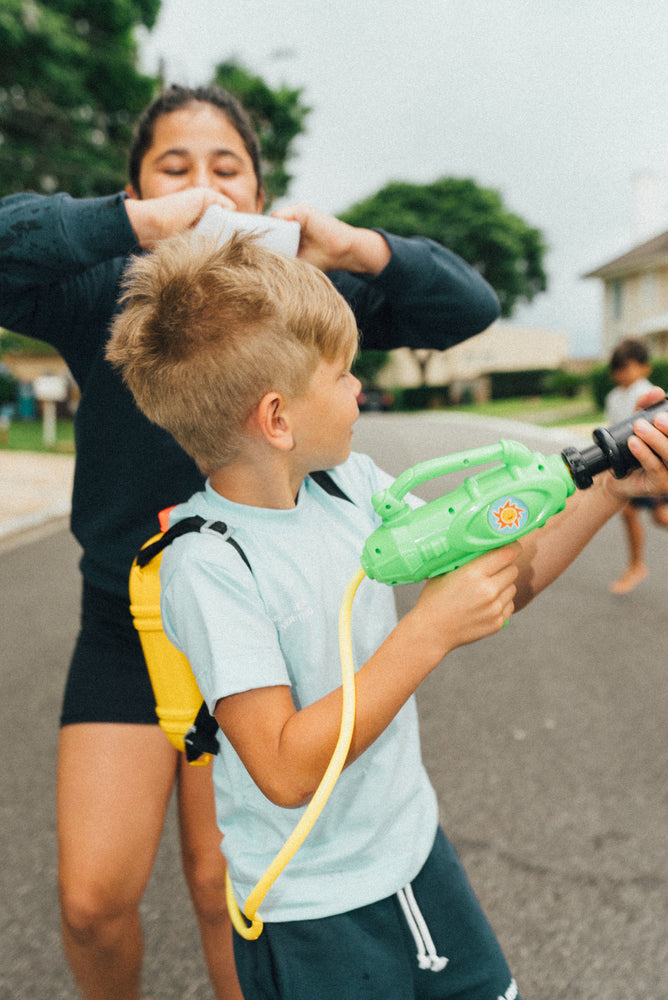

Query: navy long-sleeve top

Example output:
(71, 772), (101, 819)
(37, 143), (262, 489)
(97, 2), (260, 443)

(0, 192), (499, 596)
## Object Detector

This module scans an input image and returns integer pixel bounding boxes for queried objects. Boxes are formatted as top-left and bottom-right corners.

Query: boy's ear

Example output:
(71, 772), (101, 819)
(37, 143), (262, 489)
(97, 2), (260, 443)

(252, 392), (295, 452)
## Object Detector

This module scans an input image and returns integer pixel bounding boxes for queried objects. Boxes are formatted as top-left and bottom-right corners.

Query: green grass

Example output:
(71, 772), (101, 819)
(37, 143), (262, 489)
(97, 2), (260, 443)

(450, 394), (604, 426)
(0, 417), (75, 452)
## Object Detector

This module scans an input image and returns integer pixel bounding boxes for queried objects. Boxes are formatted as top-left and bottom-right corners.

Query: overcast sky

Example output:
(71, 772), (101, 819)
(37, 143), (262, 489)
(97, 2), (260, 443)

(139, 0), (668, 358)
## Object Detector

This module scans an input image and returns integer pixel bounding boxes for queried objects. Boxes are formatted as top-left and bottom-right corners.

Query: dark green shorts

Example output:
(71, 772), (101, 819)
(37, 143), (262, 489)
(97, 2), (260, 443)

(233, 827), (520, 1000)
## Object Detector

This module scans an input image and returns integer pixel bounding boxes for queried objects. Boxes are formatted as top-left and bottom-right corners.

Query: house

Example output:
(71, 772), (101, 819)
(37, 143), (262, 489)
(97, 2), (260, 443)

(585, 229), (668, 357)
(375, 321), (570, 402)
(0, 340), (78, 417)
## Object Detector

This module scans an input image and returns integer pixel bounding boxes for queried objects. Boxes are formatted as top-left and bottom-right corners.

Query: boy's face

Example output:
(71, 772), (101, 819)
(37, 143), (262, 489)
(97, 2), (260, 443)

(127, 102), (263, 213)
(290, 354), (361, 471)
(612, 359), (651, 389)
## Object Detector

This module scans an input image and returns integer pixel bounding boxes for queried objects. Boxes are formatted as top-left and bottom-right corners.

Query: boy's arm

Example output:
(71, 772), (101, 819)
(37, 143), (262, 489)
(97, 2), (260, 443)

(214, 544), (518, 809)
(514, 400), (668, 608)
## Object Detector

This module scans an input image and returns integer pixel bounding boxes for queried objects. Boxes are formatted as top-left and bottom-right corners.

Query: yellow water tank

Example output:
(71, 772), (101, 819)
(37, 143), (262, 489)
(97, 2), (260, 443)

(129, 532), (211, 765)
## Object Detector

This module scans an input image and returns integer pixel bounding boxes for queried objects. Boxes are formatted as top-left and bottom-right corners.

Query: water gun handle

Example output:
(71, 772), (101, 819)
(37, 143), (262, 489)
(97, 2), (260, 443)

(364, 441), (575, 585)
(374, 439), (537, 519)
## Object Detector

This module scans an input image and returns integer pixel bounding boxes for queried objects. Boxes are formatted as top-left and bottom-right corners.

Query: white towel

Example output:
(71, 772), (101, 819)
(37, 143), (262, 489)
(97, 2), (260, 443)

(194, 204), (300, 257)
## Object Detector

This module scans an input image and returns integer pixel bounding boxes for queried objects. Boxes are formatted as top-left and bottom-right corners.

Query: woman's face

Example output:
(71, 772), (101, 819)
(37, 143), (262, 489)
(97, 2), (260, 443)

(128, 101), (263, 214)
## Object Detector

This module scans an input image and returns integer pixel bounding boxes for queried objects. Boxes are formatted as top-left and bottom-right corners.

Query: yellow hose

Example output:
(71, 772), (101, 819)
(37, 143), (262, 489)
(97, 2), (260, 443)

(226, 566), (367, 939)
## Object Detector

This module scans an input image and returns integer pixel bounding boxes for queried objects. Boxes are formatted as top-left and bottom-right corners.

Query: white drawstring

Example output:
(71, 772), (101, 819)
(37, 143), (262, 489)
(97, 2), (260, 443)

(396, 883), (448, 972)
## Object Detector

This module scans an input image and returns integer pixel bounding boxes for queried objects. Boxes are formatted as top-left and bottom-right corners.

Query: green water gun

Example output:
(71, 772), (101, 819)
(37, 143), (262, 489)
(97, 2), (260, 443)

(361, 440), (572, 584)
(361, 397), (668, 585)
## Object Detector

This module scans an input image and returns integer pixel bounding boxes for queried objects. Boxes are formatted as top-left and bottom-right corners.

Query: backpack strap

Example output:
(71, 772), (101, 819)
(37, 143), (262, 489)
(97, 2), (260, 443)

(184, 700), (222, 763)
(309, 470), (353, 504)
(136, 516), (251, 571)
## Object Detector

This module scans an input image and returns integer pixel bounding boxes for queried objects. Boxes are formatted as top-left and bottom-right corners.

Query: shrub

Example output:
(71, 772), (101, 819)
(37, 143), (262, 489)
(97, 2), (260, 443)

(541, 369), (586, 398)
(393, 385), (449, 411)
(650, 357), (668, 391)
(0, 371), (17, 405)
(489, 369), (553, 399)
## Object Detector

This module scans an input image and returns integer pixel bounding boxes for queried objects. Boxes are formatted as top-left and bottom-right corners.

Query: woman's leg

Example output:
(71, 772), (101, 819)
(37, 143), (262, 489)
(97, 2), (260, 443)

(177, 755), (244, 999)
(57, 722), (178, 1000)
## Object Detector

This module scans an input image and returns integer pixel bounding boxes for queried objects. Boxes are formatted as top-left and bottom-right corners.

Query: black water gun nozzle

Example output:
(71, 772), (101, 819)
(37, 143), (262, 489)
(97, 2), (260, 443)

(561, 397), (668, 489)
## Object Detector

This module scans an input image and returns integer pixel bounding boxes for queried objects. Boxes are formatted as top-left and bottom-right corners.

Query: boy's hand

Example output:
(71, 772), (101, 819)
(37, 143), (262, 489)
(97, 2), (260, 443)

(270, 204), (391, 275)
(411, 543), (519, 660)
(606, 390), (668, 501)
(125, 188), (238, 248)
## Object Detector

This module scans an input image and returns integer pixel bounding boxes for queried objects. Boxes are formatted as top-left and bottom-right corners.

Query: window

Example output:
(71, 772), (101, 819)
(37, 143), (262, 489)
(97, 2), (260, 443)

(609, 279), (623, 319)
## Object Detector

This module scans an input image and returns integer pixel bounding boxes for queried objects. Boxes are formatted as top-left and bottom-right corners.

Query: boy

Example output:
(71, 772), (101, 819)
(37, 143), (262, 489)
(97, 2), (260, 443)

(3, 82), (501, 1000)
(107, 232), (668, 1000)
(605, 338), (668, 594)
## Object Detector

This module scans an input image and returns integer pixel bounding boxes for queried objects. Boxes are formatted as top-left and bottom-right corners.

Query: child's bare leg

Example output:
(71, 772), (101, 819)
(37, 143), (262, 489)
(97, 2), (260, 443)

(610, 503), (649, 594)
(177, 756), (244, 1000)
(651, 500), (668, 528)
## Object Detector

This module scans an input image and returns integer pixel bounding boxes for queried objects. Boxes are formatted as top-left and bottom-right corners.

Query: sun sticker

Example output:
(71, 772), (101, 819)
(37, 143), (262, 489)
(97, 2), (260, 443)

(488, 496), (529, 533)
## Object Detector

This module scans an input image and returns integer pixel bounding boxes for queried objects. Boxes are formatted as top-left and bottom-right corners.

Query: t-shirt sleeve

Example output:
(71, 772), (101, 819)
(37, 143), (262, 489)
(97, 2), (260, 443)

(160, 536), (291, 713)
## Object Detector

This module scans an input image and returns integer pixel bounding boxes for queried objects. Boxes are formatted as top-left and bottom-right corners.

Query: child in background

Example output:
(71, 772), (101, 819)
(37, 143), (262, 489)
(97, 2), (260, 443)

(107, 232), (668, 1000)
(605, 338), (668, 594)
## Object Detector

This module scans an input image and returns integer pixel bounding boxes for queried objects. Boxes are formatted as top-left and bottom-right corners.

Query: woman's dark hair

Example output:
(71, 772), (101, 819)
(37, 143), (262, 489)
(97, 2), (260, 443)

(128, 84), (263, 196)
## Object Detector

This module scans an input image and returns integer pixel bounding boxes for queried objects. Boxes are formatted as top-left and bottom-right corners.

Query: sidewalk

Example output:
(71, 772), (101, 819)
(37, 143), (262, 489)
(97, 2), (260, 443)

(0, 450), (75, 545)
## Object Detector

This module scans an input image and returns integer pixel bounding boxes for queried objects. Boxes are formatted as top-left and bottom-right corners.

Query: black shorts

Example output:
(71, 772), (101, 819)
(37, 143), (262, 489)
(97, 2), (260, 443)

(629, 494), (668, 510)
(60, 581), (158, 726)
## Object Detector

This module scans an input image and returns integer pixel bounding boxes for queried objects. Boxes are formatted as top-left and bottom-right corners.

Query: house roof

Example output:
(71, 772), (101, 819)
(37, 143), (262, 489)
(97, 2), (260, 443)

(585, 229), (668, 279)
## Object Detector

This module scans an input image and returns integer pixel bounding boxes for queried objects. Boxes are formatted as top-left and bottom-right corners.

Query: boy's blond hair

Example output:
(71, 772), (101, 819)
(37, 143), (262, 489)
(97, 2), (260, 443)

(106, 232), (359, 474)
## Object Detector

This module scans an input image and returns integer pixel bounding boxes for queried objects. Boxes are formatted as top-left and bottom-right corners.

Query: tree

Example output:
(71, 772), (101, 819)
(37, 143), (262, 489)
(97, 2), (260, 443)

(0, 0), (160, 197)
(339, 177), (547, 317)
(0, 7), (311, 207)
(352, 349), (389, 387)
(213, 59), (310, 208)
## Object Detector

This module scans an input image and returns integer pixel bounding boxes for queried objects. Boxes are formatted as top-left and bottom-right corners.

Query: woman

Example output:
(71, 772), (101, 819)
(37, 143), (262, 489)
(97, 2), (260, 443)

(0, 84), (500, 1000)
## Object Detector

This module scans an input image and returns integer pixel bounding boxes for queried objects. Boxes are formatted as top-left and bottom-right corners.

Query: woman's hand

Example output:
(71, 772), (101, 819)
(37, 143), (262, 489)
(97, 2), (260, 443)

(125, 187), (237, 248)
(271, 203), (391, 275)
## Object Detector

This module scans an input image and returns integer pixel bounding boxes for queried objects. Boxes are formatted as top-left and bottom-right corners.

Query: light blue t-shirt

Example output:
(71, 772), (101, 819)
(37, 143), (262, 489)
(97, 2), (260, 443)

(160, 451), (439, 922)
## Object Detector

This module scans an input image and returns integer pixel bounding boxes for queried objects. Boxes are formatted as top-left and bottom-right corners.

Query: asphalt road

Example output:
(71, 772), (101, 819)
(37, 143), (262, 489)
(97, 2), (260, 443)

(1, 412), (666, 1000)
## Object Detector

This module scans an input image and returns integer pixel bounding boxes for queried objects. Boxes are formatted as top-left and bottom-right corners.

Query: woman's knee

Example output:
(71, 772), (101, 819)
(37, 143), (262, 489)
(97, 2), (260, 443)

(59, 872), (141, 945)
